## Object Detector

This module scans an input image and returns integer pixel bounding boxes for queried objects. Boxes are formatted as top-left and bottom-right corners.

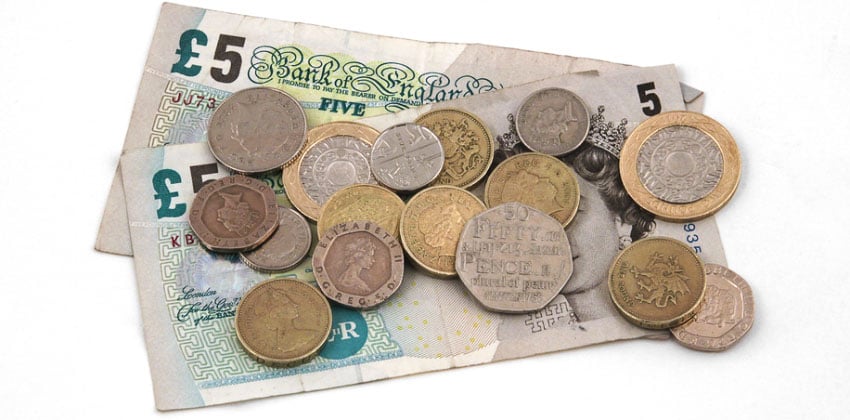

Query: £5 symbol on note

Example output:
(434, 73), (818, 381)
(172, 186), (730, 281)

(153, 163), (226, 219)
(171, 29), (246, 84)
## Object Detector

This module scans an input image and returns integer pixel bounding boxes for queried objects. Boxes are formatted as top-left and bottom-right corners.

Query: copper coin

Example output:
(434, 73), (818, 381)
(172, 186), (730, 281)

(188, 174), (279, 252)
(671, 264), (755, 351)
(515, 88), (590, 156)
(608, 237), (706, 329)
(235, 279), (332, 367)
(240, 206), (312, 272)
(313, 221), (404, 309)
(208, 87), (307, 174)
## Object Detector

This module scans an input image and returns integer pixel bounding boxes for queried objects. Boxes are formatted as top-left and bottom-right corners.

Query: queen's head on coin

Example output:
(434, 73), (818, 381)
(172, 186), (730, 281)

(254, 287), (322, 354)
(336, 235), (378, 295)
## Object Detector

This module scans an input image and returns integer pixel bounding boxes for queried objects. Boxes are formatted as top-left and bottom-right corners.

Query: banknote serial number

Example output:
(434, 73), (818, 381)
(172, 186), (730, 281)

(683, 223), (702, 253)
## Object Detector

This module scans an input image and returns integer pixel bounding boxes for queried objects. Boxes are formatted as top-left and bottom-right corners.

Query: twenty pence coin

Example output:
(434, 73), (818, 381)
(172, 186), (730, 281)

(671, 263), (755, 352)
(318, 184), (405, 239)
(371, 123), (445, 191)
(608, 237), (706, 329)
(515, 88), (590, 156)
(313, 221), (404, 309)
(235, 279), (331, 367)
(208, 87), (307, 173)
(455, 202), (573, 313)
(415, 108), (494, 188)
(484, 152), (581, 227)
(619, 111), (741, 222)
(188, 174), (279, 253)
(283, 122), (379, 221)
(400, 186), (486, 277)
(240, 206), (312, 272)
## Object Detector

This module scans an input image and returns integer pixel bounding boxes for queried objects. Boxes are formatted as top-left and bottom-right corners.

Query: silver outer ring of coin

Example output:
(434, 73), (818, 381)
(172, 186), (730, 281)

(671, 263), (755, 352)
(370, 123), (445, 191)
(312, 220), (404, 309)
(239, 206), (312, 272)
(299, 134), (377, 208)
(208, 87), (307, 174)
(515, 87), (590, 156)
(455, 202), (573, 313)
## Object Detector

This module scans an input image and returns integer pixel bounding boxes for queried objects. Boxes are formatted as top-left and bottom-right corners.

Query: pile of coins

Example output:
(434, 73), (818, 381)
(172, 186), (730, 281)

(189, 85), (754, 365)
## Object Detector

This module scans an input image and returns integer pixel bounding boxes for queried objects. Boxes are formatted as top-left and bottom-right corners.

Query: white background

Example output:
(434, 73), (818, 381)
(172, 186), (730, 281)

(1, 1), (848, 418)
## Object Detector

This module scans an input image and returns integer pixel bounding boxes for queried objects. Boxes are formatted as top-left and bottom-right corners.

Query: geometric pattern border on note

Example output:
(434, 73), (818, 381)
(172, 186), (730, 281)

(523, 299), (576, 333)
(148, 80), (230, 147)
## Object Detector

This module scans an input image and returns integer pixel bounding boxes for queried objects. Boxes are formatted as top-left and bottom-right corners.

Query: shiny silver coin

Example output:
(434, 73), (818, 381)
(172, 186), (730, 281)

(208, 87), (307, 174)
(240, 206), (312, 272)
(299, 135), (376, 207)
(371, 123), (445, 191)
(516, 88), (590, 156)
(455, 202), (573, 313)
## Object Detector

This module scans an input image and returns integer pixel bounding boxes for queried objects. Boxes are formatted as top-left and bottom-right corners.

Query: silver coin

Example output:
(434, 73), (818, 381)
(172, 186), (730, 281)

(299, 135), (376, 207)
(240, 206), (312, 272)
(516, 88), (590, 156)
(371, 123), (445, 191)
(208, 87), (307, 174)
(636, 125), (724, 204)
(455, 202), (573, 313)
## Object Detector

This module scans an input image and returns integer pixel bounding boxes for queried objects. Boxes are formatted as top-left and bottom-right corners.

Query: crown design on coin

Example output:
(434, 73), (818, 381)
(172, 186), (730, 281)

(586, 105), (627, 158)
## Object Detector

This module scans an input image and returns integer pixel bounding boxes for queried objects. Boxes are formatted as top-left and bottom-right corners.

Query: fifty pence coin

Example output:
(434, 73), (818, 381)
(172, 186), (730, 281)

(371, 123), (445, 191)
(619, 111), (741, 222)
(485, 152), (581, 227)
(208, 87), (307, 173)
(608, 237), (706, 329)
(455, 202), (573, 313)
(283, 122), (379, 221)
(415, 108), (495, 188)
(240, 206), (312, 272)
(235, 279), (332, 367)
(188, 174), (279, 253)
(515, 88), (590, 156)
(313, 221), (404, 309)
(318, 184), (405, 239)
(671, 263), (755, 352)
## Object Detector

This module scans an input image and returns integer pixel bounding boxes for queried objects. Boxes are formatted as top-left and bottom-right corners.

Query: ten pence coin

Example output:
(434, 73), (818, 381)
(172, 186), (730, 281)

(188, 174), (279, 253)
(235, 279), (332, 367)
(240, 206), (312, 272)
(208, 87), (307, 173)
(318, 184), (405, 239)
(313, 221), (404, 309)
(455, 202), (573, 313)
(608, 237), (706, 329)
(415, 108), (495, 188)
(371, 123), (445, 191)
(515, 88), (590, 156)
(671, 263), (755, 352)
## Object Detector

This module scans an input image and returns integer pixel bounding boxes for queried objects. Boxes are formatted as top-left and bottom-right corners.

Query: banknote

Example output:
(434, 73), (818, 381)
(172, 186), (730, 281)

(96, 2), (704, 256)
(123, 66), (724, 410)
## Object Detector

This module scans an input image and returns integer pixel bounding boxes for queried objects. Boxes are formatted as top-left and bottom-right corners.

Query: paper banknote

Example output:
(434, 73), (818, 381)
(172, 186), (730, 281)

(123, 66), (724, 410)
(96, 2), (703, 256)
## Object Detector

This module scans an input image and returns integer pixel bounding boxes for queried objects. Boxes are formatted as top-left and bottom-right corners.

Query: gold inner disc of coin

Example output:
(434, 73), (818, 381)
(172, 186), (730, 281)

(619, 111), (741, 222)
(607, 237), (706, 329)
(235, 279), (332, 367)
(318, 183), (405, 239)
(415, 108), (495, 188)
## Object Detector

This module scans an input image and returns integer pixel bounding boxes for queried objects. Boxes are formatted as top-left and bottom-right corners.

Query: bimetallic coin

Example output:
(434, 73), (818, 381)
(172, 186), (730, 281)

(415, 108), (495, 188)
(671, 264), (755, 352)
(400, 186), (486, 277)
(313, 221), (404, 309)
(608, 237), (706, 329)
(620, 111), (741, 222)
(235, 279), (332, 367)
(283, 122), (379, 221)
(240, 206), (312, 272)
(188, 174), (279, 253)
(318, 184), (405, 239)
(484, 152), (581, 227)
(371, 123), (445, 191)
(208, 87), (307, 173)
(516, 88), (590, 156)
(455, 202), (573, 313)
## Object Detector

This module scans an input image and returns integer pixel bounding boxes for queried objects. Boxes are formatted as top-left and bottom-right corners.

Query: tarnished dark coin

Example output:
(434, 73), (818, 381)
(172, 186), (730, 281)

(671, 264), (755, 351)
(235, 279), (332, 367)
(188, 174), (279, 252)
(516, 88), (590, 156)
(208, 87), (307, 173)
(608, 237), (706, 329)
(240, 206), (312, 272)
(313, 221), (404, 309)
(371, 123), (445, 191)
(455, 202), (573, 313)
